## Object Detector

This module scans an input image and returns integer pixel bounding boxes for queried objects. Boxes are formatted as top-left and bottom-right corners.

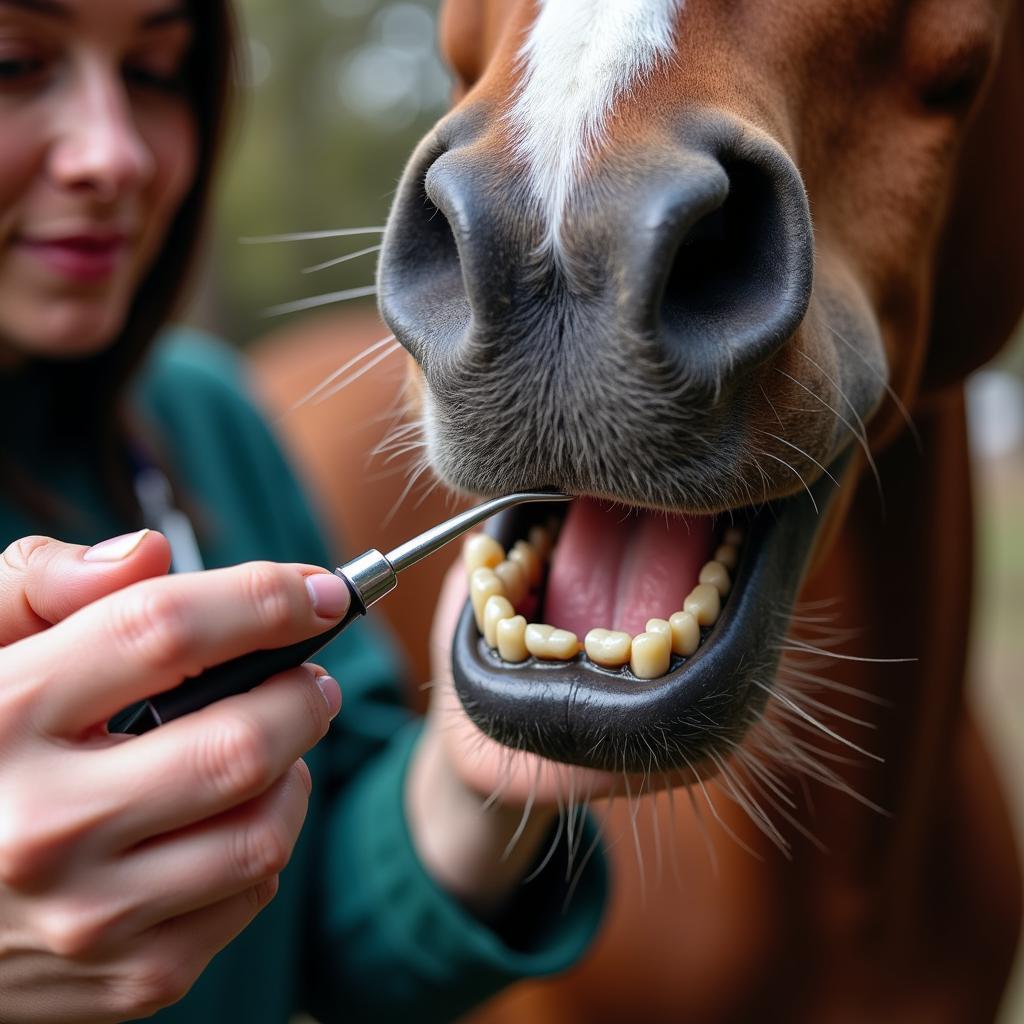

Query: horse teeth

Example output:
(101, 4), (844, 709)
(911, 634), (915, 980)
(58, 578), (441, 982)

(584, 628), (632, 668)
(509, 540), (542, 587)
(669, 610), (700, 656)
(525, 623), (580, 660)
(497, 615), (529, 662)
(470, 517), (739, 677)
(714, 543), (739, 570)
(470, 567), (506, 631)
(645, 617), (672, 645)
(684, 583), (721, 626)
(630, 630), (671, 679)
(698, 560), (731, 596)
(464, 534), (504, 574)
(483, 595), (515, 647)
(494, 559), (527, 606)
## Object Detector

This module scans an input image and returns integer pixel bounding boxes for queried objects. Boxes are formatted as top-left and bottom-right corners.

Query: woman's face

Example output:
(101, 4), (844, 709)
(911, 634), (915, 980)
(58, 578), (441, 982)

(0, 0), (197, 362)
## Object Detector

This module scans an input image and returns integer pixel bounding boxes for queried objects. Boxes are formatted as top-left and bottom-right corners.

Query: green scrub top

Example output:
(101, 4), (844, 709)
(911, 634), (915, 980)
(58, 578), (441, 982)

(0, 331), (606, 1023)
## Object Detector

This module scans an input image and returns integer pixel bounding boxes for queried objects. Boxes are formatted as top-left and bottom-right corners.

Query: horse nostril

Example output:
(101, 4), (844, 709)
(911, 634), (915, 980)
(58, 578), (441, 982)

(661, 162), (777, 331)
(378, 141), (470, 364)
(649, 150), (813, 380)
(418, 178), (463, 297)
(380, 113), (813, 391)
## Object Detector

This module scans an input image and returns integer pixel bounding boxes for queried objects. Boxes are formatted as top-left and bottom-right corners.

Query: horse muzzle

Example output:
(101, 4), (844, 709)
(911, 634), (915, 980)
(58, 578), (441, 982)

(377, 107), (862, 774)
(379, 108), (812, 396)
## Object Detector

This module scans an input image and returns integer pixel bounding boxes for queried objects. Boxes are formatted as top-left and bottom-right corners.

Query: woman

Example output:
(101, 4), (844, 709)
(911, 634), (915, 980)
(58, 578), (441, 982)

(0, 2), (605, 1021)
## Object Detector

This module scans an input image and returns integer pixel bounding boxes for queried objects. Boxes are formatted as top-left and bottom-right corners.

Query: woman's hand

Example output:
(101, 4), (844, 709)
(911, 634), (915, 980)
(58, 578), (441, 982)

(406, 562), (617, 919)
(0, 531), (347, 1024)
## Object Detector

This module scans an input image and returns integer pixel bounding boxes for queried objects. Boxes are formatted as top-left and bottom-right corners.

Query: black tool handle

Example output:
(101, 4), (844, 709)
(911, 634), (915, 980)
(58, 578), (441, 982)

(122, 579), (365, 734)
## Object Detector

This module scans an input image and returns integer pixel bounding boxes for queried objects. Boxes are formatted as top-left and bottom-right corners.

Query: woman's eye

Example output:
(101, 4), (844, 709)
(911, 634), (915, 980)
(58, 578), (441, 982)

(0, 55), (46, 84)
(124, 64), (185, 94)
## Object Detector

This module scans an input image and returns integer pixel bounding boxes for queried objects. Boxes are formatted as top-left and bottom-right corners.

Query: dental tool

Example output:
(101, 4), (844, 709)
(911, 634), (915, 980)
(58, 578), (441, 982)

(120, 491), (571, 735)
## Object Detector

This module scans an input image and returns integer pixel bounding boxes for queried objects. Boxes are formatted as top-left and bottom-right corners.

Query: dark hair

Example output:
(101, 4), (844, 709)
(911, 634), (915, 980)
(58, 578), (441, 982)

(8, 1), (238, 525)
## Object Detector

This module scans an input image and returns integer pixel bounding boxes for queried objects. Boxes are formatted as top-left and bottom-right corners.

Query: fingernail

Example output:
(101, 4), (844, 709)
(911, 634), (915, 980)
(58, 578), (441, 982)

(295, 758), (313, 794)
(305, 572), (349, 619)
(83, 529), (150, 562)
(315, 673), (342, 718)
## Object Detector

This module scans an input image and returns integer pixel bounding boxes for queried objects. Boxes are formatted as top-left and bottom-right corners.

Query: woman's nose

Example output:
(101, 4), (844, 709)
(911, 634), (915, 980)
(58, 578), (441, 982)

(49, 63), (154, 200)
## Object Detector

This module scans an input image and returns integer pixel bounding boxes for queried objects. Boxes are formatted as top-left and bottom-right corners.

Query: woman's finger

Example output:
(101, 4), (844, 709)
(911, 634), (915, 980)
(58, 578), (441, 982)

(110, 878), (282, 1021)
(0, 532), (171, 646)
(15, 560), (349, 735)
(0, 664), (332, 908)
(100, 665), (336, 845)
(76, 763), (310, 953)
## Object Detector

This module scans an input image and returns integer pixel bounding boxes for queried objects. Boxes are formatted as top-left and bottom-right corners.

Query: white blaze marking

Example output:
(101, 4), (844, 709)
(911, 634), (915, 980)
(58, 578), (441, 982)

(510, 0), (683, 252)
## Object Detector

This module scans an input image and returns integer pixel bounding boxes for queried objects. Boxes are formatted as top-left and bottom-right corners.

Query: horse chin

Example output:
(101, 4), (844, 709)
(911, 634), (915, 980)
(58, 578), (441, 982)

(450, 451), (850, 775)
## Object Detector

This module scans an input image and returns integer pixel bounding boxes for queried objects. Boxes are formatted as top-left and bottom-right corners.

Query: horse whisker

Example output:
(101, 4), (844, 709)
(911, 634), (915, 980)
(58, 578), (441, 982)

(778, 665), (893, 706)
(752, 446), (820, 514)
(825, 320), (922, 451)
(775, 686), (877, 730)
(240, 226), (386, 244)
(680, 751), (764, 861)
(287, 334), (396, 411)
(263, 284), (378, 318)
(733, 747), (828, 852)
(565, 791), (614, 909)
(756, 428), (840, 487)
(501, 760), (540, 862)
(623, 770), (648, 896)
(709, 751), (791, 856)
(381, 457), (436, 527)
(778, 640), (915, 664)
(523, 775), (566, 883)
(302, 243), (383, 274)
(759, 383), (787, 428)
(754, 680), (884, 762)
(311, 342), (403, 406)
(776, 367), (885, 511)
(682, 778), (719, 878)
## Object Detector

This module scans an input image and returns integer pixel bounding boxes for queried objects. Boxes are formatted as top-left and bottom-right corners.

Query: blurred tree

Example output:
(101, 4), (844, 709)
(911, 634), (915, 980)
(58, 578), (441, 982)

(188, 0), (449, 346)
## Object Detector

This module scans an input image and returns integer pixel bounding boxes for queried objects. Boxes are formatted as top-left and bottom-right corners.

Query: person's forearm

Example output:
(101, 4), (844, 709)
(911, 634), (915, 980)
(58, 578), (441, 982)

(405, 725), (556, 919)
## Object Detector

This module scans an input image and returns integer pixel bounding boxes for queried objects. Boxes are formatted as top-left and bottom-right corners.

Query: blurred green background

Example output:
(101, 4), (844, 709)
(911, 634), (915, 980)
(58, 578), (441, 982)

(188, 1), (1024, 1020)
(192, 0), (448, 344)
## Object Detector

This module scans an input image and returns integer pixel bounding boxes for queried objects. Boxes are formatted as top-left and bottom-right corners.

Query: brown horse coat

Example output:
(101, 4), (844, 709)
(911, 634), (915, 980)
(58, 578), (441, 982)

(254, 0), (1024, 1018)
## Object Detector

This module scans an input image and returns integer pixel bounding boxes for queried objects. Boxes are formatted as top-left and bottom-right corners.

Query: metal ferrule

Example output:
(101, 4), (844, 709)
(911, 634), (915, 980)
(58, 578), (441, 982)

(338, 549), (398, 609)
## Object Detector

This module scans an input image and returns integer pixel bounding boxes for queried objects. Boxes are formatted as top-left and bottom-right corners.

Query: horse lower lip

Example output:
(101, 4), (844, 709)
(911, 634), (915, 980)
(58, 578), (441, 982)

(450, 455), (850, 773)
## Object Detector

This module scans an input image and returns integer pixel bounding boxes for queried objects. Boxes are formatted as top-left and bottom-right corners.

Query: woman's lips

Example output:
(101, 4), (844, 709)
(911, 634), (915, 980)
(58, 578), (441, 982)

(17, 233), (131, 283)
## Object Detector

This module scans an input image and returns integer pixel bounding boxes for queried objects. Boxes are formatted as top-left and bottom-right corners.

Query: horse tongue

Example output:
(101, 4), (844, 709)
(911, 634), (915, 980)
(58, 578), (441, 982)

(545, 498), (714, 640)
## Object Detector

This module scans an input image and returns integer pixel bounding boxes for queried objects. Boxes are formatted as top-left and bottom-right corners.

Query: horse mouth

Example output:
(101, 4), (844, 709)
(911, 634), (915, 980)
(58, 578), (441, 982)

(451, 457), (846, 774)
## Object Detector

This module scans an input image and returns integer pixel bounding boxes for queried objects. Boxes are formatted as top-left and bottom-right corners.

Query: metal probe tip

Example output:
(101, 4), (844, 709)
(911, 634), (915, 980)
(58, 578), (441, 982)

(384, 491), (572, 575)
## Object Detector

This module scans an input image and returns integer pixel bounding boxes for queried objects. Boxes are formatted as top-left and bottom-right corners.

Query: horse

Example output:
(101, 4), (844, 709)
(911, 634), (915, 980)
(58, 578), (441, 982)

(275, 0), (1024, 1019)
